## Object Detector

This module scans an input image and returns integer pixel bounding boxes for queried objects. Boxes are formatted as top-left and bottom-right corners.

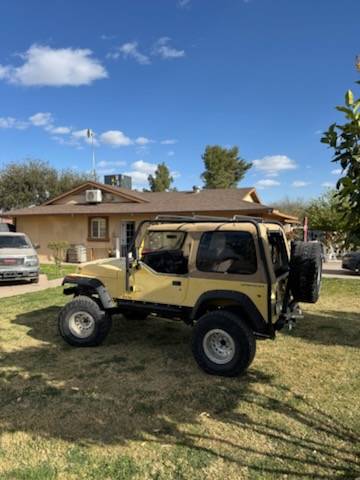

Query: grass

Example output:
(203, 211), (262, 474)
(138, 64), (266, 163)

(0, 278), (359, 479)
(40, 264), (77, 280)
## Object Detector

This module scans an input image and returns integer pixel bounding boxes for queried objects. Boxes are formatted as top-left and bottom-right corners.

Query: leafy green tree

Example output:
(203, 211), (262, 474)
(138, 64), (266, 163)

(201, 145), (252, 189)
(305, 190), (346, 232)
(321, 80), (360, 245)
(272, 197), (309, 222)
(0, 159), (91, 211)
(148, 162), (173, 192)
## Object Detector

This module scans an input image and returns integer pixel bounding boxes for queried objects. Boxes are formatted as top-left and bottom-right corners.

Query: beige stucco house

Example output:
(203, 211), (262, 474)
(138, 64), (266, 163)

(4, 181), (298, 262)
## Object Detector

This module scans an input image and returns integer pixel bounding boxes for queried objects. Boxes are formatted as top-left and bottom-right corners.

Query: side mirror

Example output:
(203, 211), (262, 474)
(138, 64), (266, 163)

(34, 244), (40, 250)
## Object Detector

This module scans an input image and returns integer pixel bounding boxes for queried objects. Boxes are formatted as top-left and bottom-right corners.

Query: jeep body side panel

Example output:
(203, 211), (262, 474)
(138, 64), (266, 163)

(191, 290), (270, 335)
(183, 226), (270, 322)
(124, 262), (190, 304)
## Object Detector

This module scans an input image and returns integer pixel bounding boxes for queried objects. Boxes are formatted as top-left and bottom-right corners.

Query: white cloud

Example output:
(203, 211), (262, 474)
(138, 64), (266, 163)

(135, 136), (153, 145)
(252, 155), (297, 176)
(124, 160), (157, 188)
(71, 128), (99, 146)
(292, 180), (310, 188)
(132, 160), (157, 174)
(167, 150), (175, 156)
(322, 182), (334, 188)
(331, 168), (342, 175)
(177, 0), (191, 7)
(0, 44), (107, 87)
(0, 116), (28, 129)
(256, 179), (281, 189)
(29, 112), (53, 127)
(0, 65), (10, 79)
(161, 138), (178, 145)
(72, 129), (88, 139)
(108, 41), (150, 65)
(100, 130), (133, 147)
(97, 160), (126, 168)
(50, 126), (71, 134)
(100, 34), (116, 41)
(152, 37), (185, 59)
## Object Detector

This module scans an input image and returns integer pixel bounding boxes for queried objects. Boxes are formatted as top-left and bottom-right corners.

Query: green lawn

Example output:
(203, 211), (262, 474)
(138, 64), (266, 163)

(0, 279), (359, 479)
(40, 264), (77, 280)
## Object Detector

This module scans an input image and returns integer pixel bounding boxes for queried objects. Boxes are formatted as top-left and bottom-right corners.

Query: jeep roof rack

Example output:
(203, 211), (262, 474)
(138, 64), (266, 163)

(154, 214), (264, 224)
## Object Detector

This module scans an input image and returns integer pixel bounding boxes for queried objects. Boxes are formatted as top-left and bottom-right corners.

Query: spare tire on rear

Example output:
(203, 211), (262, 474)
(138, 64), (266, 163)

(289, 241), (322, 303)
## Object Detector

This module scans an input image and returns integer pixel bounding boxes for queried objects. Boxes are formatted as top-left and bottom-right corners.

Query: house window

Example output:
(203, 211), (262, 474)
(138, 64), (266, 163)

(88, 217), (108, 241)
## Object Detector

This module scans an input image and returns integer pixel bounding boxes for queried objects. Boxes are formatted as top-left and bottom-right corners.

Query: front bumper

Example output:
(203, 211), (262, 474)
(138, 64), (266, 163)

(0, 267), (39, 282)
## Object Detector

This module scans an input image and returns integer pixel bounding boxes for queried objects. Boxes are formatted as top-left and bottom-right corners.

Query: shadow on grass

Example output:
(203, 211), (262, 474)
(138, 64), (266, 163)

(285, 310), (360, 348)
(0, 305), (358, 478)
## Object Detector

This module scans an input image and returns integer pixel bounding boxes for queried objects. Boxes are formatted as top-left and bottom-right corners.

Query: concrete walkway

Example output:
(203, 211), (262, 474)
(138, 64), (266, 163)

(0, 274), (63, 299)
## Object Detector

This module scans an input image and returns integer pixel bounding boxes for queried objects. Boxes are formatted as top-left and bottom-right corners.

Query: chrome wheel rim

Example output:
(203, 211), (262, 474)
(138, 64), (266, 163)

(68, 311), (95, 338)
(203, 329), (236, 365)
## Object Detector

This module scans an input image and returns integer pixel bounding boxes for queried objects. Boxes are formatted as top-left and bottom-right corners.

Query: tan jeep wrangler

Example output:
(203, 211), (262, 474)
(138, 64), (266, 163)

(59, 215), (322, 377)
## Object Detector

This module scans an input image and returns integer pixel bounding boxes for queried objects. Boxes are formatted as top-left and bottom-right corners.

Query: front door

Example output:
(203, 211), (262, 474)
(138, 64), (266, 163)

(129, 262), (189, 305)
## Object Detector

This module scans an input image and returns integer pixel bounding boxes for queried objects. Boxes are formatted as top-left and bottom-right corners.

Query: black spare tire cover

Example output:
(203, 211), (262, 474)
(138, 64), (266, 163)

(289, 241), (322, 303)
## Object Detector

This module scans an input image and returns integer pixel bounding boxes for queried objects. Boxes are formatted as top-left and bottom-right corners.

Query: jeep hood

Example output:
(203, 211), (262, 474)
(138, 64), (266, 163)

(77, 257), (126, 278)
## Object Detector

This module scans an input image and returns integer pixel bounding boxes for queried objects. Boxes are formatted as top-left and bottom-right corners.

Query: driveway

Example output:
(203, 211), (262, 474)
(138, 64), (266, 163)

(0, 274), (63, 298)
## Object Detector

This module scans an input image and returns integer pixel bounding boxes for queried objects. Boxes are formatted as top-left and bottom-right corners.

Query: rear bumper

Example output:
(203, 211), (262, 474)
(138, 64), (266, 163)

(0, 267), (39, 282)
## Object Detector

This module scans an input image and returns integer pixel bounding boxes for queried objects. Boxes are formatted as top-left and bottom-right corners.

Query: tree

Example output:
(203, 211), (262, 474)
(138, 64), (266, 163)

(148, 162), (173, 192)
(305, 190), (346, 232)
(0, 159), (91, 211)
(321, 79), (360, 245)
(272, 197), (309, 222)
(201, 145), (252, 189)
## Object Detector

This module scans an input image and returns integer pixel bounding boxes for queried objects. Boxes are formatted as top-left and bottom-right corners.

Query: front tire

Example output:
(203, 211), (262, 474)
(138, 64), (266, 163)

(58, 295), (112, 347)
(192, 311), (256, 377)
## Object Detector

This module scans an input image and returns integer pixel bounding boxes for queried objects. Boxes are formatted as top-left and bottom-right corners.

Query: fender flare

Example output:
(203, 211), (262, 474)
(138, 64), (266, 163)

(191, 290), (269, 334)
(62, 276), (116, 309)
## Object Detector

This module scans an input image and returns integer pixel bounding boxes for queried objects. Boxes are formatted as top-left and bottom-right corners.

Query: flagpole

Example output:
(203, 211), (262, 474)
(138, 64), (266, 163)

(92, 133), (96, 180)
(87, 129), (96, 180)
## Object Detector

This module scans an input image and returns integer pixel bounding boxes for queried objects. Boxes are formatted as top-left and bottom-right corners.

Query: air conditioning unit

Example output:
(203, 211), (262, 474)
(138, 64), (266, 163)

(85, 189), (102, 203)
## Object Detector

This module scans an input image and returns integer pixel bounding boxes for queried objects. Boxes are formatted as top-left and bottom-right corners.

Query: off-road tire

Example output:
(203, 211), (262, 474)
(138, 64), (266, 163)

(123, 311), (149, 321)
(58, 295), (112, 347)
(30, 276), (39, 284)
(289, 241), (322, 303)
(192, 310), (256, 377)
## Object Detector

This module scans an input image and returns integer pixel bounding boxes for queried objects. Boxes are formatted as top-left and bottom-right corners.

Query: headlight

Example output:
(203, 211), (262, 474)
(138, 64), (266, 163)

(25, 255), (39, 267)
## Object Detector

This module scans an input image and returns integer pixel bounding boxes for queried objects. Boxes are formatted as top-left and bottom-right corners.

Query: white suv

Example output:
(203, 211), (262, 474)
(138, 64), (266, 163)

(0, 233), (40, 283)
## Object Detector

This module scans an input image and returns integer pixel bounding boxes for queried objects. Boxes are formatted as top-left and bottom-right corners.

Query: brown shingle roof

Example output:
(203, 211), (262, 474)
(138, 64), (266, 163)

(6, 188), (272, 217)
(43, 180), (148, 205)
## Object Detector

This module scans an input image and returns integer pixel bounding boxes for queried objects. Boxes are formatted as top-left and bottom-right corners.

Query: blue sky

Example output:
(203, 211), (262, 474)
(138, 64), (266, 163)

(0, 0), (359, 203)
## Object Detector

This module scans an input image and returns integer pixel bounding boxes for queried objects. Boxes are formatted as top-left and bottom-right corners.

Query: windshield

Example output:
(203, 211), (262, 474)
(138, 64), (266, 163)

(0, 235), (31, 249)
(143, 231), (185, 252)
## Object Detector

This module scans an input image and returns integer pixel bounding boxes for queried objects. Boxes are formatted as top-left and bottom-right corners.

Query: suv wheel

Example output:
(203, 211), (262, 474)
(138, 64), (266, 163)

(192, 310), (256, 377)
(58, 296), (112, 347)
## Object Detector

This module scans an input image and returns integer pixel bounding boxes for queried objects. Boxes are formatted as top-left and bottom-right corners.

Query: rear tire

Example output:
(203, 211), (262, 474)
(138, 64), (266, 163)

(192, 310), (256, 377)
(289, 241), (322, 303)
(58, 295), (112, 347)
